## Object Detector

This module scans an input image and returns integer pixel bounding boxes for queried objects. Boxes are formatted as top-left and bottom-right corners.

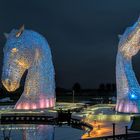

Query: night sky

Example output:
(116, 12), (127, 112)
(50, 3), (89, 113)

(0, 0), (140, 89)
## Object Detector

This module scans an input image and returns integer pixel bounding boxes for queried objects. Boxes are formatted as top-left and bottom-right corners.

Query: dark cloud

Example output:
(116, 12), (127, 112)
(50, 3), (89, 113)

(0, 0), (140, 88)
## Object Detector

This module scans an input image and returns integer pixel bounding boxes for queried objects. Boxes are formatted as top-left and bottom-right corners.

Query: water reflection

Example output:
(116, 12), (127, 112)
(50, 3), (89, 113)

(0, 125), (54, 140)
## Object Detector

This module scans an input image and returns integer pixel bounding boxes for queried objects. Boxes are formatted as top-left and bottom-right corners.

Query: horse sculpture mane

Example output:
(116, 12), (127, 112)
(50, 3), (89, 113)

(116, 17), (140, 113)
(2, 26), (55, 109)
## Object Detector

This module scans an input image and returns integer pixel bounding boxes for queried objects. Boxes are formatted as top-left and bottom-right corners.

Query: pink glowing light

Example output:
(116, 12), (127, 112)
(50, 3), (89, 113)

(32, 104), (37, 109)
(16, 104), (21, 109)
(23, 103), (30, 110)
(15, 97), (55, 110)
(40, 99), (45, 108)
(116, 100), (139, 113)
(48, 99), (51, 107)
(46, 99), (49, 108)
(50, 98), (53, 107)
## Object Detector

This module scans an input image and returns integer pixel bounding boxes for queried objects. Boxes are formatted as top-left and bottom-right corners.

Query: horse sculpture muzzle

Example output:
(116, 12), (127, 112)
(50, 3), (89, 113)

(2, 78), (19, 92)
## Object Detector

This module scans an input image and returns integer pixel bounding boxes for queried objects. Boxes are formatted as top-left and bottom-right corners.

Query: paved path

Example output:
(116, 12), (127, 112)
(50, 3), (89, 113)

(81, 121), (138, 139)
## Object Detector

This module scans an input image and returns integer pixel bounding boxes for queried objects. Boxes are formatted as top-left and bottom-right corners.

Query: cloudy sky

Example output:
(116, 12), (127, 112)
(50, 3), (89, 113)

(0, 0), (140, 88)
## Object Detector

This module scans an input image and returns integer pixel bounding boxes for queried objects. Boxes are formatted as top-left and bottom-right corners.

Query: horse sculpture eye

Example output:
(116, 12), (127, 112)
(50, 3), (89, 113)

(11, 48), (18, 53)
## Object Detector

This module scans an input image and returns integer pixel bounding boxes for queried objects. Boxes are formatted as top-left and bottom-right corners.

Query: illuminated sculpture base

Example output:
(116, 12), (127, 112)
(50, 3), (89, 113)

(15, 98), (55, 110)
(116, 99), (140, 113)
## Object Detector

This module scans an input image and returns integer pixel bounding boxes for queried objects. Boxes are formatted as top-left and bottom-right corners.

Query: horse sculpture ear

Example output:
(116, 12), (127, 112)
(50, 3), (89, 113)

(16, 25), (25, 38)
(138, 15), (140, 22)
(4, 33), (9, 39)
(118, 34), (122, 39)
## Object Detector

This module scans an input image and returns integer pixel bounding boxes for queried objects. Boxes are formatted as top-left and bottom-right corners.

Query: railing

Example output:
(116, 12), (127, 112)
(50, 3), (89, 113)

(84, 132), (140, 140)
(1, 115), (56, 124)
(84, 114), (131, 122)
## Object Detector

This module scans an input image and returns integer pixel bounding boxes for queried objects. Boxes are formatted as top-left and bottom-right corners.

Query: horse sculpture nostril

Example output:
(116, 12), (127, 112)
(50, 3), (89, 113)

(6, 79), (10, 85)
(2, 79), (19, 92)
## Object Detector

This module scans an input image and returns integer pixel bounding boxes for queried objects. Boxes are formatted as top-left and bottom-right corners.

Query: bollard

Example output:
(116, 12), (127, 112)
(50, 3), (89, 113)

(125, 126), (128, 140)
(112, 123), (115, 140)
(98, 125), (101, 130)
(88, 130), (90, 137)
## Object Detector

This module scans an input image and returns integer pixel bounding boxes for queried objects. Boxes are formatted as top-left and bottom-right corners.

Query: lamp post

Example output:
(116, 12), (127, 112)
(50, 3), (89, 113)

(72, 90), (75, 103)
(53, 126), (55, 140)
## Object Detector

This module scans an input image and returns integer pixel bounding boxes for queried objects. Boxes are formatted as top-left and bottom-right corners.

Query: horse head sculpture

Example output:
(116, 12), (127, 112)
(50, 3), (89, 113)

(2, 25), (55, 109)
(116, 17), (140, 113)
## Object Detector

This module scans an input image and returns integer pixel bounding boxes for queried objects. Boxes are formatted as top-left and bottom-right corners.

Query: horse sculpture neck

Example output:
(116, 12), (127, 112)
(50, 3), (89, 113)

(15, 39), (55, 110)
(116, 52), (139, 99)
(116, 51), (140, 113)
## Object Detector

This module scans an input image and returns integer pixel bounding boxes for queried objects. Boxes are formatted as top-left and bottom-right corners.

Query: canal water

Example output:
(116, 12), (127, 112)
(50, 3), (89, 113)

(0, 125), (83, 140)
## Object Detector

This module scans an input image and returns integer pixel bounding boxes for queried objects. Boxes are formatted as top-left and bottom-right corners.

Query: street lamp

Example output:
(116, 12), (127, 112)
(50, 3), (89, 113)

(72, 90), (75, 103)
